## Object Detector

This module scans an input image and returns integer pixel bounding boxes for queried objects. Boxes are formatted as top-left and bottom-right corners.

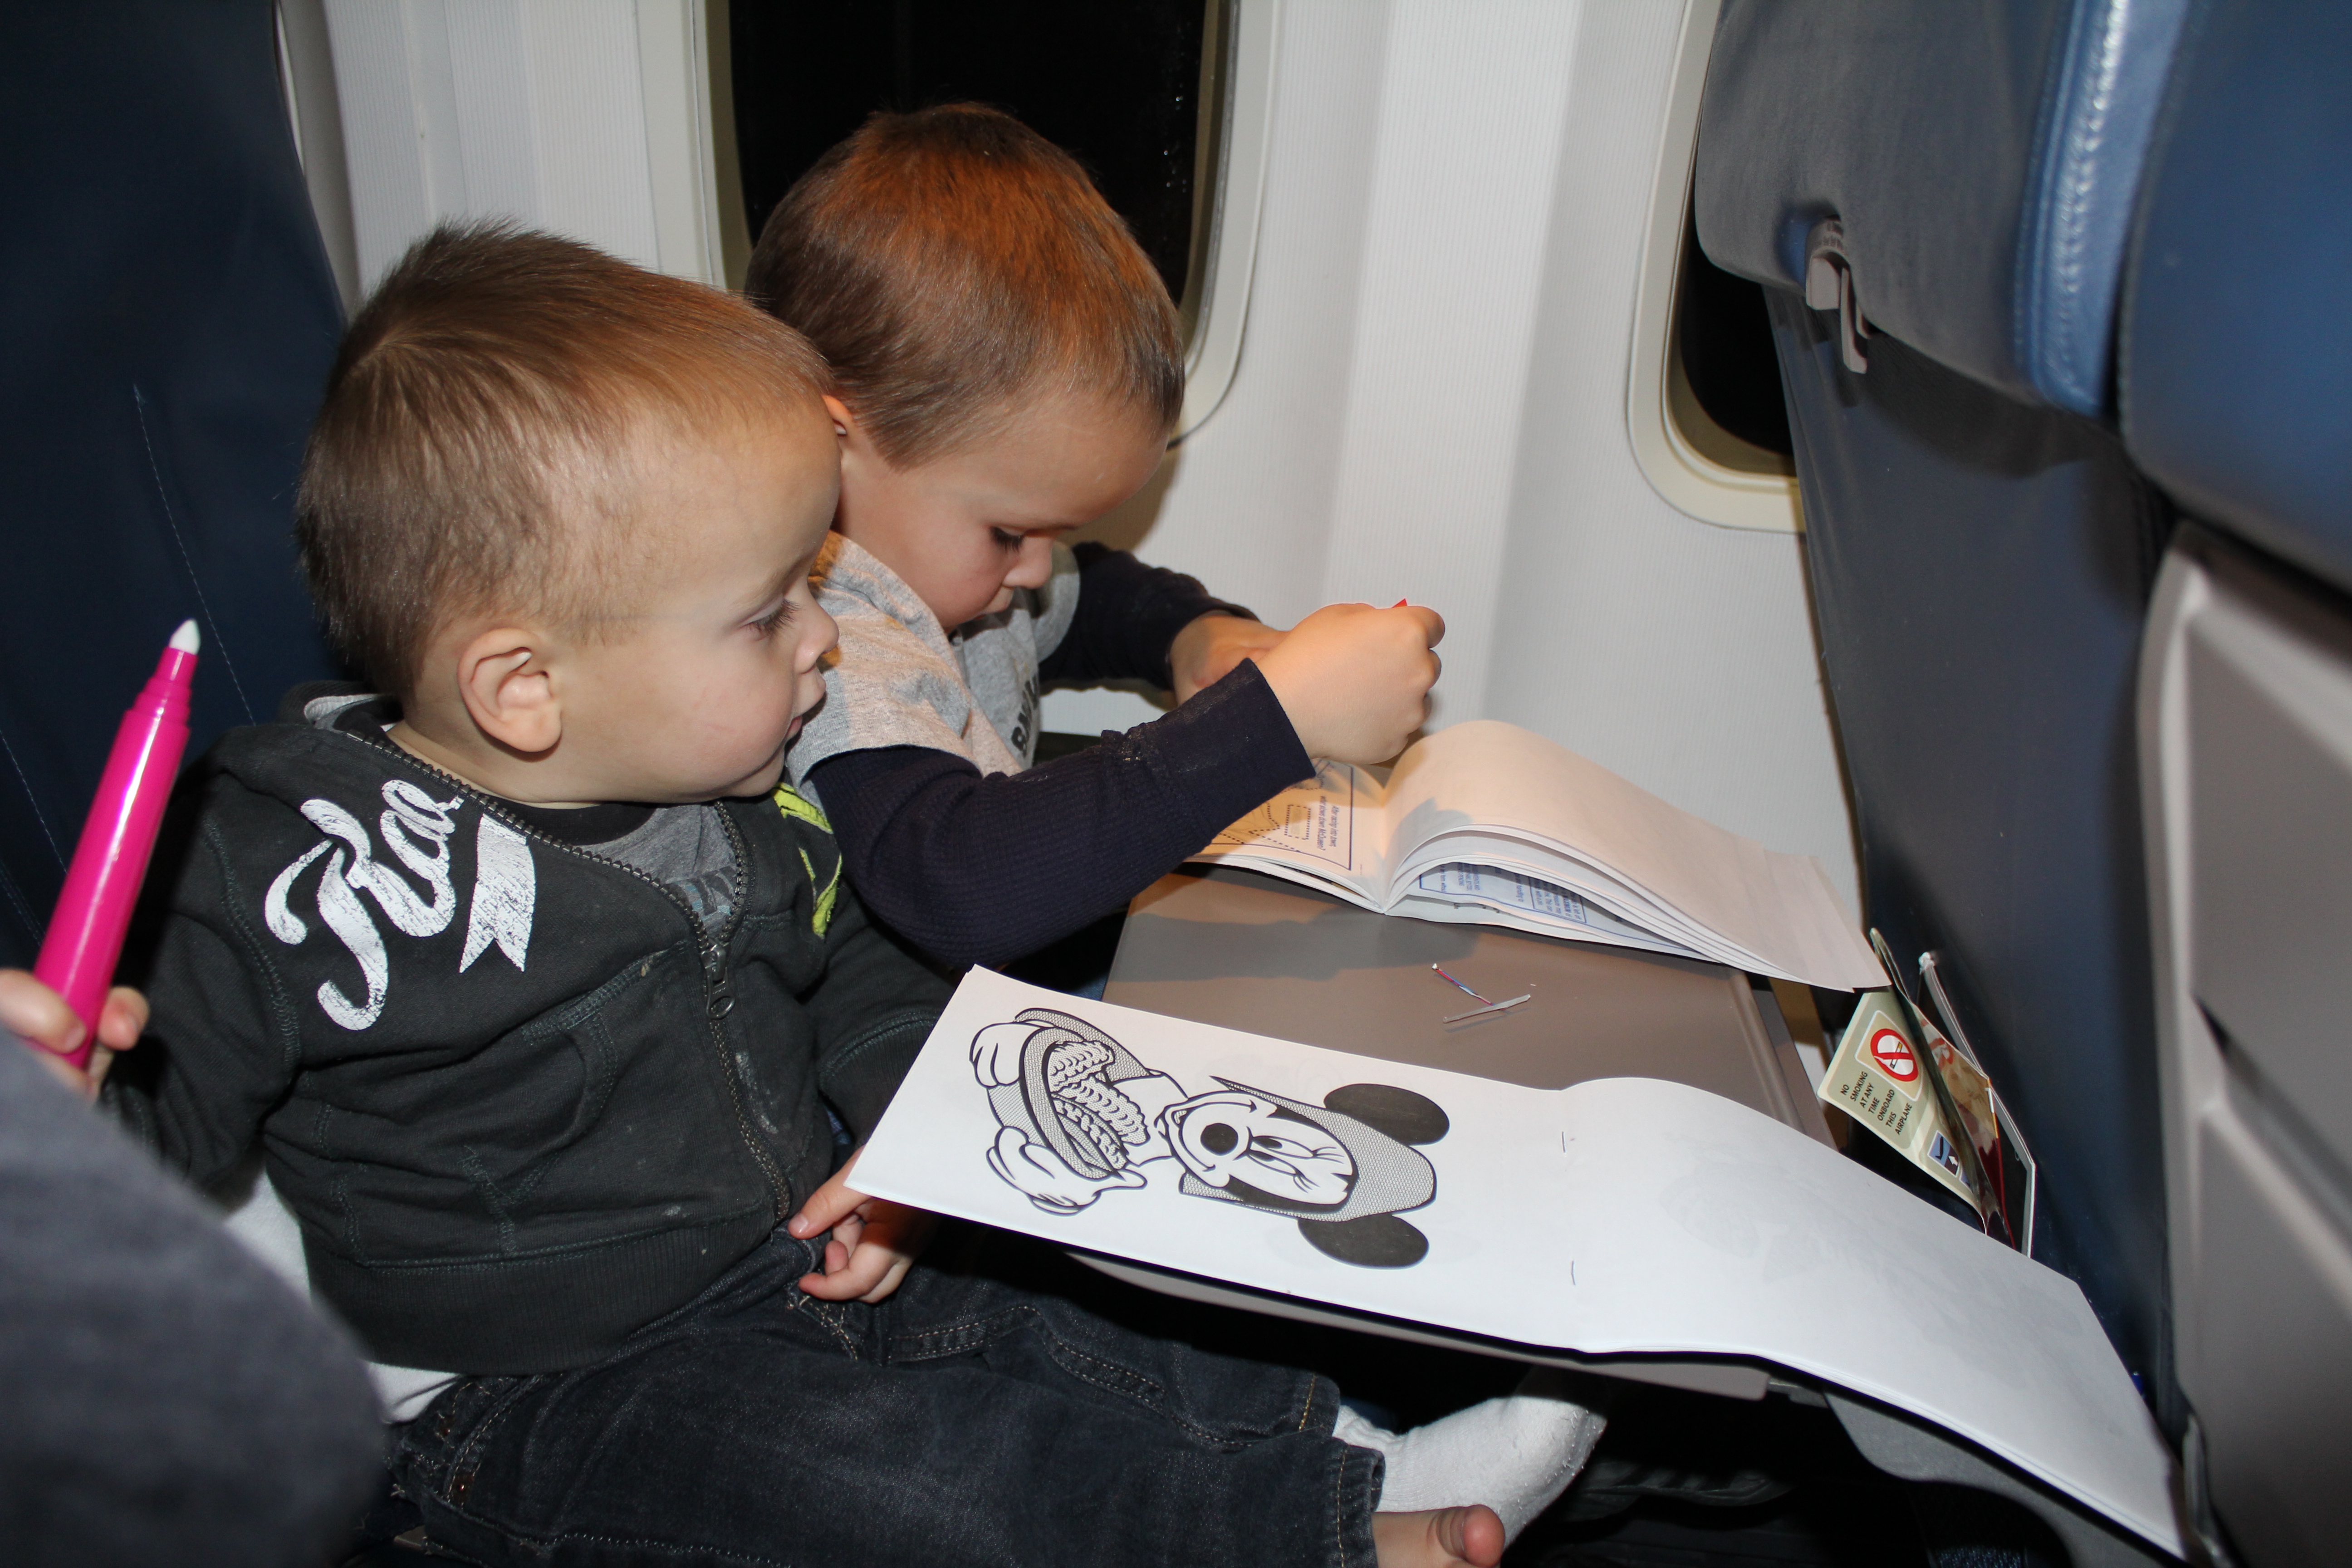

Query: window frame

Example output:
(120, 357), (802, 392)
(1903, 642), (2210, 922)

(1173, 0), (1277, 439)
(699, 0), (1272, 442)
(1626, 0), (1803, 534)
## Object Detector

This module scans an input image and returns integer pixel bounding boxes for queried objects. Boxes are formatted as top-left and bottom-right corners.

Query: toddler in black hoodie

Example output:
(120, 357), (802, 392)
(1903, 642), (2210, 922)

(109, 222), (1529, 1568)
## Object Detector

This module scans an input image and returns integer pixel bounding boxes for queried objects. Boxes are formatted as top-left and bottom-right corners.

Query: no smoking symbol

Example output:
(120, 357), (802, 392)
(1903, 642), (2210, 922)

(1868, 1026), (1919, 1082)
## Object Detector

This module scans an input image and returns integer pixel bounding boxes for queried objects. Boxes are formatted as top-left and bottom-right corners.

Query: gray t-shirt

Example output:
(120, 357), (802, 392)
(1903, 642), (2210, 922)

(786, 533), (1082, 806)
(588, 804), (738, 931)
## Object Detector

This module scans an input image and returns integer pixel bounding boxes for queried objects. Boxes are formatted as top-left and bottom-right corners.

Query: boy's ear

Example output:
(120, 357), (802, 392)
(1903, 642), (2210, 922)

(821, 394), (856, 443)
(455, 627), (562, 756)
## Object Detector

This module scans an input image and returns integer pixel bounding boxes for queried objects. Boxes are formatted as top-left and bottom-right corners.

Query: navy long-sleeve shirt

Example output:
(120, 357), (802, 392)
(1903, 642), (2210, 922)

(805, 546), (1311, 968)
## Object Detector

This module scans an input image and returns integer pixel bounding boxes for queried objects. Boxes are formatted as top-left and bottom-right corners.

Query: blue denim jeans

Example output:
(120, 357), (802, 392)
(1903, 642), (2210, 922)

(390, 1224), (1383, 1567)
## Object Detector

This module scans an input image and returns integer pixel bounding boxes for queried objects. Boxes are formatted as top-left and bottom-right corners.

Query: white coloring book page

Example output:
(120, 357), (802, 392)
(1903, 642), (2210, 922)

(855, 969), (2179, 1556)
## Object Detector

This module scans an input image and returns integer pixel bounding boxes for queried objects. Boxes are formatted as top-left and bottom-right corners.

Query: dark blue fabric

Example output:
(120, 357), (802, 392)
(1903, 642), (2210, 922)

(389, 1224), (1381, 1568)
(1695, 0), (2189, 416)
(2119, 0), (2352, 594)
(1767, 293), (2177, 1421)
(0, 1), (344, 968)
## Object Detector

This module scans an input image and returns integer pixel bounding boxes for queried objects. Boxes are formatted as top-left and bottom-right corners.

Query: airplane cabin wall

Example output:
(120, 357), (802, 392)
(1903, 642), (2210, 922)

(285, 0), (1862, 911)
(291, 0), (725, 300)
(1080, 0), (1860, 909)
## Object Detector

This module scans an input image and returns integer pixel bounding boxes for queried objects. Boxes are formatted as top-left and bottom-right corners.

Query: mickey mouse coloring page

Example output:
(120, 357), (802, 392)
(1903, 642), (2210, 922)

(852, 968), (2182, 1553)
(970, 1007), (1449, 1267)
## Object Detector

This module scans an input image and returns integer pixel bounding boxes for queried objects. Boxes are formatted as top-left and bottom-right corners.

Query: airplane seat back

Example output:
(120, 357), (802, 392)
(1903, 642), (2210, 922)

(1691, 0), (2195, 1453)
(1694, 0), (2189, 421)
(2122, 4), (2352, 1563)
(0, 0), (345, 970)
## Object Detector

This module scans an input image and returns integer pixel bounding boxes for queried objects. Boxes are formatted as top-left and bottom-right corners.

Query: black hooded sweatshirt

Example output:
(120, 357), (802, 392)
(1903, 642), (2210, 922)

(108, 689), (951, 1375)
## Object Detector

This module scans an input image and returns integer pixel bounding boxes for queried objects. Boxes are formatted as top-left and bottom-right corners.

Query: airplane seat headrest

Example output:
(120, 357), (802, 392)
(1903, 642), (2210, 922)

(2119, 0), (2352, 591)
(1693, 0), (2191, 419)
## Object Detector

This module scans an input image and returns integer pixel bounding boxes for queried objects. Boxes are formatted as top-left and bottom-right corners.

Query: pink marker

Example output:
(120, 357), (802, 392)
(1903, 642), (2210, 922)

(33, 619), (200, 1065)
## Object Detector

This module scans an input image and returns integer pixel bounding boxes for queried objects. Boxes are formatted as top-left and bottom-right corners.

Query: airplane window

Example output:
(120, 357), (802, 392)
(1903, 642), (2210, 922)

(725, 0), (1217, 321)
(1626, 0), (1802, 531)
(1628, 188), (1803, 532)
(1674, 221), (1792, 459)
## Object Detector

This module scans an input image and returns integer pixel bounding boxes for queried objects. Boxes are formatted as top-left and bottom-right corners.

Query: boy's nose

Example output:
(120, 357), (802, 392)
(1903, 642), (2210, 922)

(801, 601), (839, 665)
(1002, 535), (1055, 590)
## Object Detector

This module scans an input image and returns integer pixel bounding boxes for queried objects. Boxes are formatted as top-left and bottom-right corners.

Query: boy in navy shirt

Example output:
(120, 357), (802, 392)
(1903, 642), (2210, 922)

(752, 105), (1448, 971)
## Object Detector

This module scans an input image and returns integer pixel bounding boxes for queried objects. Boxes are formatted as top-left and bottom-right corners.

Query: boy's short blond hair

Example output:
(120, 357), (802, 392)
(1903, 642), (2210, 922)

(297, 221), (828, 694)
(745, 104), (1183, 468)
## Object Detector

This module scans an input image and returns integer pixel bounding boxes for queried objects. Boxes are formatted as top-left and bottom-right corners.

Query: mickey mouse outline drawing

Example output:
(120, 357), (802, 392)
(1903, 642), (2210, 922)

(970, 1007), (1449, 1268)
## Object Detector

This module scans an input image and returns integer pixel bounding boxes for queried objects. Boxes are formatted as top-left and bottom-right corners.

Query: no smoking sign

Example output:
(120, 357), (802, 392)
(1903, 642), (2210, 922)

(1867, 1025), (1920, 1083)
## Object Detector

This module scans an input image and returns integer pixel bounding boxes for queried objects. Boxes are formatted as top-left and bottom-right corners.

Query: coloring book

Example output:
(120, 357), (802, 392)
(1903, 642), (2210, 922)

(1190, 720), (1885, 990)
(855, 969), (2179, 1556)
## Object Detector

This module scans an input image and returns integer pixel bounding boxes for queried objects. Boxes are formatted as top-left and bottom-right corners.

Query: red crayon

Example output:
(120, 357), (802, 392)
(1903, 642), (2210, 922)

(33, 619), (200, 1065)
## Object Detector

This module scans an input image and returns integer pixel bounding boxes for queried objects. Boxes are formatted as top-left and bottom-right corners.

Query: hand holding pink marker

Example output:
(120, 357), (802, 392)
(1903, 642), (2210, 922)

(32, 619), (200, 1067)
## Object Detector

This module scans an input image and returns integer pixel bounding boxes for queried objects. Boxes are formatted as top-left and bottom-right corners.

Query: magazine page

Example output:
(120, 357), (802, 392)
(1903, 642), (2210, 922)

(1389, 865), (1705, 960)
(1194, 758), (1393, 900)
(1194, 745), (1707, 961)
(1389, 829), (1713, 951)
(1378, 723), (1883, 989)
(856, 972), (2179, 1556)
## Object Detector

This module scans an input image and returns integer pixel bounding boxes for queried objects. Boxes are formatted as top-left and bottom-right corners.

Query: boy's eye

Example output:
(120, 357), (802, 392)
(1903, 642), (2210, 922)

(990, 528), (1025, 550)
(750, 601), (795, 638)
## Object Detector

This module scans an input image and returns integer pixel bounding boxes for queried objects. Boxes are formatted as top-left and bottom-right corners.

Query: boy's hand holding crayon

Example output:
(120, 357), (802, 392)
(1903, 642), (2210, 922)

(1251, 601), (1446, 765)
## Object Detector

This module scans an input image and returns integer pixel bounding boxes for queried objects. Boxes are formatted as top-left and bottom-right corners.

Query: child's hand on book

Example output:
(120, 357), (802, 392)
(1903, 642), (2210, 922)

(787, 1147), (938, 1303)
(1254, 602), (1445, 764)
(0, 968), (145, 1099)
(1171, 612), (1288, 702)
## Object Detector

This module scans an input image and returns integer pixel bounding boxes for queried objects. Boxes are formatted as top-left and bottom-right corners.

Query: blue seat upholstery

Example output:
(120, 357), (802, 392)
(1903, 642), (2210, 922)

(2120, 0), (2352, 590)
(1695, 0), (2190, 1429)
(0, 1), (344, 968)
(1763, 305), (2175, 1411)
(1695, 0), (2190, 417)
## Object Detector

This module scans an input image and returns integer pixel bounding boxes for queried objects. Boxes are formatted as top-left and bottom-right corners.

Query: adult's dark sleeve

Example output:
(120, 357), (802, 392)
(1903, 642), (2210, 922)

(1040, 543), (1257, 689)
(0, 1035), (381, 1567)
(806, 660), (1312, 969)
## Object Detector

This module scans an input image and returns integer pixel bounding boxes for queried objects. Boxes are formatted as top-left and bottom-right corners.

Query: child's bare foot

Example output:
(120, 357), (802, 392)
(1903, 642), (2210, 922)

(1372, 1504), (1505, 1567)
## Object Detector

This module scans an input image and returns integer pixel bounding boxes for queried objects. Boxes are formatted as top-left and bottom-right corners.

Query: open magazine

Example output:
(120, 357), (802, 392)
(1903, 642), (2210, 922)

(1192, 720), (1885, 991)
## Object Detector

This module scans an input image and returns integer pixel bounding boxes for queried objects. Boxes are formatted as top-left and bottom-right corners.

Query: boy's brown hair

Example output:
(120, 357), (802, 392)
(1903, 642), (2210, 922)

(746, 103), (1182, 468)
(298, 221), (827, 694)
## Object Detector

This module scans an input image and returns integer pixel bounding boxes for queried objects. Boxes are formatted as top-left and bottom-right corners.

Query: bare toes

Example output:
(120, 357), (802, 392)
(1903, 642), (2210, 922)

(1372, 1504), (1505, 1568)
(1441, 1504), (1505, 1567)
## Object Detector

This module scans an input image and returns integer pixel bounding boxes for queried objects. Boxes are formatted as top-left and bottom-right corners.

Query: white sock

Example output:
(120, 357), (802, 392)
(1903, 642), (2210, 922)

(1333, 1368), (1607, 1542)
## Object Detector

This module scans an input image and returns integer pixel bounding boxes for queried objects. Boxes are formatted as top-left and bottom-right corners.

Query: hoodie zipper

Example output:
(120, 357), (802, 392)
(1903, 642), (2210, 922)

(336, 734), (791, 1219)
(692, 806), (791, 1211)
